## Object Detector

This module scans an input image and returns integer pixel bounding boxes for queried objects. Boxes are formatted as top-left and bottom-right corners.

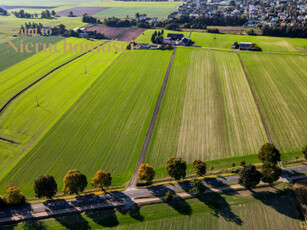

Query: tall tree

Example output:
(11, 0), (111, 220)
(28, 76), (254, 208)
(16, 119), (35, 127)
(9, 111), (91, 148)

(3, 185), (26, 205)
(63, 170), (88, 195)
(261, 162), (282, 185)
(238, 165), (261, 189)
(137, 163), (155, 184)
(258, 143), (281, 164)
(166, 157), (187, 180)
(91, 170), (112, 191)
(34, 175), (57, 199)
(192, 160), (207, 177)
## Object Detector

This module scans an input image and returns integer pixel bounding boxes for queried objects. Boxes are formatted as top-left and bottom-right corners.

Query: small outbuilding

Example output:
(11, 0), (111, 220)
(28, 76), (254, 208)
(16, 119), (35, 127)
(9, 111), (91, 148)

(239, 42), (252, 50)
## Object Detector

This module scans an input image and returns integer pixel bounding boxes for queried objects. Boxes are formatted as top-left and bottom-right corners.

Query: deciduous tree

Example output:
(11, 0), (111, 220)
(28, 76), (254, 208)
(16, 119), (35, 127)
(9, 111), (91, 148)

(91, 170), (112, 191)
(166, 157), (187, 180)
(63, 170), (87, 195)
(261, 162), (282, 184)
(258, 143), (281, 164)
(192, 160), (207, 177)
(3, 184), (25, 205)
(34, 175), (57, 199)
(137, 163), (155, 184)
(238, 165), (261, 189)
(190, 179), (206, 195)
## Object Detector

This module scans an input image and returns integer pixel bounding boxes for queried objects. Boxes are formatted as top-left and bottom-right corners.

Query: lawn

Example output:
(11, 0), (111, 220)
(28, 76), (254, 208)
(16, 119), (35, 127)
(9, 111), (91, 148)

(240, 52), (307, 153)
(0, 42), (123, 185)
(190, 31), (307, 54)
(135, 29), (191, 43)
(0, 38), (103, 110)
(0, 50), (172, 196)
(0, 36), (63, 72)
(146, 48), (267, 169)
(3, 186), (303, 229)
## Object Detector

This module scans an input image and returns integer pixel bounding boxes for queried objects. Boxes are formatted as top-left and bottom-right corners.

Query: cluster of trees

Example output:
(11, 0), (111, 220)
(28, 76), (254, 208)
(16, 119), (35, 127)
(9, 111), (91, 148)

(12, 9), (56, 19)
(102, 16), (151, 28)
(207, 28), (220, 34)
(0, 7), (8, 16)
(82, 14), (102, 24)
(261, 24), (307, 38)
(151, 30), (164, 44)
(0, 169), (112, 206)
(239, 143), (282, 189)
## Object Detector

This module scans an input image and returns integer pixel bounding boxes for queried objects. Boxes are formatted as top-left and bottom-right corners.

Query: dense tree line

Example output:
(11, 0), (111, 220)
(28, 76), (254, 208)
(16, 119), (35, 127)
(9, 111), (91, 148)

(261, 24), (307, 38)
(82, 14), (102, 24)
(0, 7), (8, 15)
(12, 9), (56, 19)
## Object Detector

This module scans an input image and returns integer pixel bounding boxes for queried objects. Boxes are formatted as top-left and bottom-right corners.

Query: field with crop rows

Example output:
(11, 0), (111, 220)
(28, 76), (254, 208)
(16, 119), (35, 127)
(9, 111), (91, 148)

(0, 42), (122, 182)
(3, 187), (302, 230)
(146, 48), (267, 169)
(0, 50), (172, 195)
(190, 32), (307, 54)
(241, 52), (307, 153)
(0, 38), (106, 109)
(0, 36), (63, 72)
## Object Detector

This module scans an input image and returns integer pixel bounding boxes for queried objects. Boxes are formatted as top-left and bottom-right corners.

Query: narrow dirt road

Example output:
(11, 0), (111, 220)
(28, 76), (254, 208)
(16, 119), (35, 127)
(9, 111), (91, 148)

(129, 47), (177, 188)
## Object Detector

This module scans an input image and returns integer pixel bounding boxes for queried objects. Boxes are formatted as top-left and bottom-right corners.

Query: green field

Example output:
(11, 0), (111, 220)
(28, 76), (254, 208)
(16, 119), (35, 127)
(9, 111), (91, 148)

(3, 187), (303, 229)
(146, 48), (267, 169)
(0, 38), (101, 109)
(0, 15), (85, 44)
(135, 29), (191, 43)
(241, 52), (307, 153)
(0, 41), (123, 184)
(190, 32), (307, 54)
(0, 36), (63, 72)
(0, 50), (172, 195)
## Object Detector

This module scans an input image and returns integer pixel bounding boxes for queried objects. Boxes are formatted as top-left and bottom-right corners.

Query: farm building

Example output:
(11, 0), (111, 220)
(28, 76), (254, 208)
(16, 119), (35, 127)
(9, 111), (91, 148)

(239, 42), (252, 50)
(167, 33), (184, 40)
(163, 33), (190, 46)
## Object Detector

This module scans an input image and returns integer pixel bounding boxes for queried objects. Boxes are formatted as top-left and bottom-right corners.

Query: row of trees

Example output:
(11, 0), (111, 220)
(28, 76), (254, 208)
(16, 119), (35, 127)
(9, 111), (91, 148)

(261, 24), (307, 38)
(12, 9), (56, 19)
(0, 169), (112, 206)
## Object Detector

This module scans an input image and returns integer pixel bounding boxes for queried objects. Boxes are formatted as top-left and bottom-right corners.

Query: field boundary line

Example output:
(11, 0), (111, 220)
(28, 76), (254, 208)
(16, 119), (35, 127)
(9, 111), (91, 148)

(0, 41), (109, 117)
(128, 48), (177, 188)
(236, 51), (273, 144)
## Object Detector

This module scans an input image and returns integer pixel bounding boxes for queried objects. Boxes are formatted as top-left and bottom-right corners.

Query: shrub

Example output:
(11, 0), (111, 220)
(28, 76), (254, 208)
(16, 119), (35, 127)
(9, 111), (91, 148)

(193, 160), (207, 177)
(164, 190), (175, 202)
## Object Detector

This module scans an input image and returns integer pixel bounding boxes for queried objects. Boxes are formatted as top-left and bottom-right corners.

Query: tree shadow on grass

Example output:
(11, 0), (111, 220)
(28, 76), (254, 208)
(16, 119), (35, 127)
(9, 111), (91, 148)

(21, 219), (47, 230)
(109, 192), (144, 221)
(84, 207), (119, 228)
(251, 188), (304, 220)
(178, 181), (242, 225)
(147, 186), (192, 216)
(44, 199), (90, 230)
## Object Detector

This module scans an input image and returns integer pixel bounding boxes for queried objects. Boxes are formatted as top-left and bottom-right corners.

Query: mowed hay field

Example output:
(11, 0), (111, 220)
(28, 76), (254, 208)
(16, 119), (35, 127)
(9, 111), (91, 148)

(0, 42), (122, 181)
(190, 32), (307, 54)
(0, 36), (63, 72)
(3, 187), (303, 230)
(0, 38), (104, 109)
(146, 48), (267, 168)
(241, 53), (307, 152)
(0, 50), (172, 195)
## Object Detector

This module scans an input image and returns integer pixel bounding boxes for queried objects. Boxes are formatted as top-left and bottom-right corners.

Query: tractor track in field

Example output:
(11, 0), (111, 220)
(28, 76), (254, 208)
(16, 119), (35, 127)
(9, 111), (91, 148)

(236, 51), (273, 144)
(0, 41), (109, 117)
(128, 47), (177, 188)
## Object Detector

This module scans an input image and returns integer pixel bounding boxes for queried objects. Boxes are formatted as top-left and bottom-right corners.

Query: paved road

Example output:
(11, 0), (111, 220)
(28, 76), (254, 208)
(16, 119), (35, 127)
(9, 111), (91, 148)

(0, 164), (305, 223)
